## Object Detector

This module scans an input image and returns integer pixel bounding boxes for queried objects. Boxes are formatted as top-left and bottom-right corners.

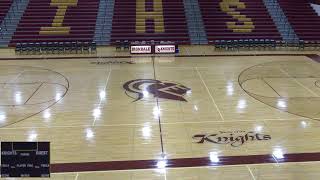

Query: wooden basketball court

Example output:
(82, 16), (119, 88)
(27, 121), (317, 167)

(0, 48), (320, 179)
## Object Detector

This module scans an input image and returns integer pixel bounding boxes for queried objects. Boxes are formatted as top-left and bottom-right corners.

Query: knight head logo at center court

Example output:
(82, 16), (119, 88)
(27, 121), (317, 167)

(123, 79), (191, 102)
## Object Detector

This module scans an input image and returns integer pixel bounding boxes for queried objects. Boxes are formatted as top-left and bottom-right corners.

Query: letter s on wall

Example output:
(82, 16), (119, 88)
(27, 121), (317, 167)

(219, 0), (254, 33)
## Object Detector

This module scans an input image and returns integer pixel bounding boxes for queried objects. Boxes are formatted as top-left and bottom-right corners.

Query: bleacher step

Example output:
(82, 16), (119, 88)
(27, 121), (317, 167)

(0, 0), (30, 46)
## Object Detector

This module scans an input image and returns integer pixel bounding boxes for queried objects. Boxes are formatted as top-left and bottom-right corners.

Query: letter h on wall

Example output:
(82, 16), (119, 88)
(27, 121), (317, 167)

(136, 0), (165, 33)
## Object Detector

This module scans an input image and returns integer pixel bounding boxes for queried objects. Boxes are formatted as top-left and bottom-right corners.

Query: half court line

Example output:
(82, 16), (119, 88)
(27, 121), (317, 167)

(152, 56), (165, 157)
(92, 58), (112, 127)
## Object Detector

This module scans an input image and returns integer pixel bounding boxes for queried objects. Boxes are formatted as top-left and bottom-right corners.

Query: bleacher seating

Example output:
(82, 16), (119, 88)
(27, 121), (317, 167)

(9, 0), (99, 46)
(4, 0), (320, 47)
(198, 0), (281, 41)
(0, 0), (13, 24)
(278, 0), (320, 40)
(111, 0), (190, 44)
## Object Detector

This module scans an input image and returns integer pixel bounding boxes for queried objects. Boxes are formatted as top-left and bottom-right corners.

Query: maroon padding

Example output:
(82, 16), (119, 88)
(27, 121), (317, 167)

(50, 152), (320, 173)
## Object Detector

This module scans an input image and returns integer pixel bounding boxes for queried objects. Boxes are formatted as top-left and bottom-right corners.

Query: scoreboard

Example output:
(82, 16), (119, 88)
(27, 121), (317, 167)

(1, 142), (50, 178)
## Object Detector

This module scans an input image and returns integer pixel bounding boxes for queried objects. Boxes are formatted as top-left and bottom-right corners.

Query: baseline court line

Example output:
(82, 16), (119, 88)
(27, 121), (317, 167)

(195, 67), (225, 121)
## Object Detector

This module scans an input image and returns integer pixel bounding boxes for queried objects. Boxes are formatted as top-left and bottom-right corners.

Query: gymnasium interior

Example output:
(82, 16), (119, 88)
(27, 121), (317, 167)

(0, 0), (320, 179)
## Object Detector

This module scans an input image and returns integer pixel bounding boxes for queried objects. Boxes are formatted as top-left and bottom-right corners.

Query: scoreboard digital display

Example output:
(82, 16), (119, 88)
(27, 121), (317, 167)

(1, 142), (50, 178)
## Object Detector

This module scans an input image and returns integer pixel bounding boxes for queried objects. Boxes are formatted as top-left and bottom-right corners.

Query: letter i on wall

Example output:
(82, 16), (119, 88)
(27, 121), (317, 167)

(40, 0), (78, 35)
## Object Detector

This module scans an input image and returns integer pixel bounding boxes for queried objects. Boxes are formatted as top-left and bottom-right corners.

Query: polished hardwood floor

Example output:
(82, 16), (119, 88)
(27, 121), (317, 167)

(0, 50), (319, 179)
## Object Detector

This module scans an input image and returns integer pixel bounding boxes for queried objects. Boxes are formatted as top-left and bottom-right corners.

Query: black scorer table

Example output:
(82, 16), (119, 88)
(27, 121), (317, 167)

(1, 142), (50, 178)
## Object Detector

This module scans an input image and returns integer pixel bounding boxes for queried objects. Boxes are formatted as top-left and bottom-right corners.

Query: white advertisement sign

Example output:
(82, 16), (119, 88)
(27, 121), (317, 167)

(130, 45), (152, 54)
(155, 45), (176, 54)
